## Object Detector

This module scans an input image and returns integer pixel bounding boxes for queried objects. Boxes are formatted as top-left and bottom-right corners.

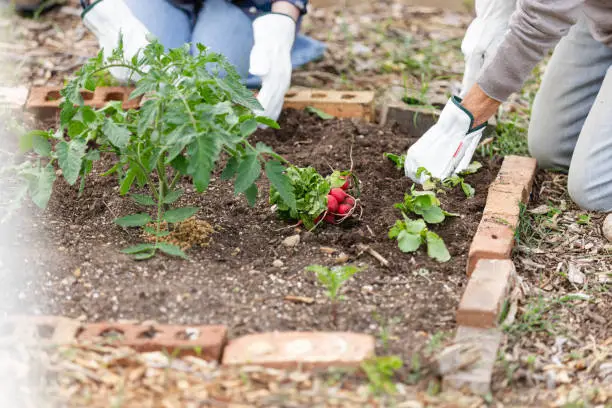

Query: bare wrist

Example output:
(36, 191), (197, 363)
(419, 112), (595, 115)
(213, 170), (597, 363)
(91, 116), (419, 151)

(461, 84), (501, 128)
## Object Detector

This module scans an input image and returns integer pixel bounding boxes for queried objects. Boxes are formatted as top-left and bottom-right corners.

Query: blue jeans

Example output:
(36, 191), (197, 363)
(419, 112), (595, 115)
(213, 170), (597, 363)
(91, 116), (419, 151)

(124, 0), (325, 87)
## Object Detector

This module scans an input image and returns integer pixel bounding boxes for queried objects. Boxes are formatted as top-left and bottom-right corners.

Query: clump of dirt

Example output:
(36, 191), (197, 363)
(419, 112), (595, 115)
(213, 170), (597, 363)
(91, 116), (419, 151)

(143, 218), (215, 250)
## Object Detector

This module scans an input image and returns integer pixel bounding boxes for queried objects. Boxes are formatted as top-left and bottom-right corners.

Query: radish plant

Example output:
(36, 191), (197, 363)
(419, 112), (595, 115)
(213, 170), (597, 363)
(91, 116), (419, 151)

(15, 40), (296, 259)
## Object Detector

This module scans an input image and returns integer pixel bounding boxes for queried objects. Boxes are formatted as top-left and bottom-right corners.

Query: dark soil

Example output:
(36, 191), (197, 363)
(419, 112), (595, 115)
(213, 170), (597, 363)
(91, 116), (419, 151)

(1, 110), (500, 360)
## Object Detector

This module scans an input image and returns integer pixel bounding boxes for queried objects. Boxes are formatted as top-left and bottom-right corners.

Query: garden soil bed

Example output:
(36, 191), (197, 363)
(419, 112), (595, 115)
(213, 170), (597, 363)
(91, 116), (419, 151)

(2, 110), (501, 360)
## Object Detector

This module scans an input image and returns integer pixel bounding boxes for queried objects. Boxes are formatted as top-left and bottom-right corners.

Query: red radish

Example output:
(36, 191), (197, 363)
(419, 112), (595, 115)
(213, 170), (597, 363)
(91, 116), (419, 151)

(330, 188), (347, 203)
(327, 194), (339, 213)
(340, 176), (350, 190)
(338, 204), (352, 215)
(324, 214), (336, 223)
(343, 196), (355, 207)
(314, 214), (323, 223)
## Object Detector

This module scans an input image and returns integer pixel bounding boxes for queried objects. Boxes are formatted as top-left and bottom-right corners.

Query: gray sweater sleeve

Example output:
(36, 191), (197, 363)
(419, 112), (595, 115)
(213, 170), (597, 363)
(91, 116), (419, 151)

(477, 0), (583, 101)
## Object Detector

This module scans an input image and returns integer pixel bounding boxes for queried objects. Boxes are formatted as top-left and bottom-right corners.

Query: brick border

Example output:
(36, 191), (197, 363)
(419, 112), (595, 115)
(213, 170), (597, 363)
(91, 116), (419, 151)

(25, 86), (375, 122)
(443, 155), (537, 395)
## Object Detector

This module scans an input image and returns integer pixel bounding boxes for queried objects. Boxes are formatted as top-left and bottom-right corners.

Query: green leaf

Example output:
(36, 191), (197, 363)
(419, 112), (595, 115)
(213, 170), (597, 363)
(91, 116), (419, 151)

(221, 157), (239, 181)
(383, 152), (405, 170)
(163, 206), (199, 223)
(404, 219), (427, 234)
(459, 161), (482, 175)
(32, 134), (52, 157)
(121, 243), (156, 254)
(156, 242), (188, 259)
(57, 139), (87, 186)
(103, 119), (131, 149)
(188, 135), (220, 192)
(265, 161), (296, 210)
(245, 184), (258, 207)
(163, 190), (183, 204)
(421, 206), (445, 224)
(28, 164), (56, 209)
(143, 226), (171, 237)
(397, 230), (422, 253)
(114, 213), (152, 227)
(461, 181), (475, 198)
(132, 194), (156, 206)
(119, 168), (136, 196)
(133, 251), (156, 260)
(255, 142), (275, 155)
(255, 116), (280, 129)
(305, 106), (334, 120)
(240, 118), (258, 137)
(426, 231), (451, 262)
(234, 153), (261, 194)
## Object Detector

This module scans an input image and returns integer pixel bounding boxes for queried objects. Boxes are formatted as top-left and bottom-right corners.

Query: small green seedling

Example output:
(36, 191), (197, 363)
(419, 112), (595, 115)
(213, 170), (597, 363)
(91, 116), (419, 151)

(576, 213), (591, 225)
(305, 106), (335, 120)
(305, 264), (364, 326)
(383, 152), (406, 170)
(361, 355), (403, 396)
(394, 187), (458, 224)
(388, 217), (450, 262)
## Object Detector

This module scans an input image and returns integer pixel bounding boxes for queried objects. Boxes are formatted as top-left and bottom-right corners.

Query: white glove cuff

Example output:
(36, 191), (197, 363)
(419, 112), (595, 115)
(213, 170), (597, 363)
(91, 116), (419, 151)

(252, 13), (297, 51)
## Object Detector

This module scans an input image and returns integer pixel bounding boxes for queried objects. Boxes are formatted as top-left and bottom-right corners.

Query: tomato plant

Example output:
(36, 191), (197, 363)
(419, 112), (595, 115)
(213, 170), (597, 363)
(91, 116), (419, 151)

(15, 39), (296, 259)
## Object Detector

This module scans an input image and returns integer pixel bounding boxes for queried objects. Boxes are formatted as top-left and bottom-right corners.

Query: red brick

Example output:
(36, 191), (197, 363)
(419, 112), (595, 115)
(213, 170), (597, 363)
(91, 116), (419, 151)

(467, 220), (515, 276)
(490, 155), (537, 203)
(457, 260), (514, 328)
(78, 323), (227, 361)
(442, 326), (502, 395)
(283, 89), (375, 121)
(25, 86), (62, 121)
(92, 87), (141, 110)
(0, 315), (82, 346)
(222, 332), (375, 369)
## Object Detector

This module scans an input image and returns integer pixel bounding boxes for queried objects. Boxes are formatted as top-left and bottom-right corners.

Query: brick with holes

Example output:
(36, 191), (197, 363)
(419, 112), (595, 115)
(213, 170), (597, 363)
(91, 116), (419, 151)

(77, 322), (227, 360)
(283, 89), (375, 121)
(91, 87), (141, 110)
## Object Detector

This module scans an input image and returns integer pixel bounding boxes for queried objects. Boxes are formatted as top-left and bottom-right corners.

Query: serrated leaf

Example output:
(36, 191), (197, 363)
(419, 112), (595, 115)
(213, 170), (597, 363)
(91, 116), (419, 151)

(31, 134), (52, 157)
(114, 213), (152, 227)
(397, 230), (422, 253)
(265, 161), (296, 210)
(57, 139), (87, 186)
(132, 193), (156, 206)
(221, 157), (239, 180)
(156, 242), (188, 259)
(245, 184), (258, 207)
(188, 135), (220, 192)
(305, 106), (334, 120)
(255, 142), (275, 155)
(234, 153), (261, 194)
(461, 181), (475, 198)
(255, 116), (280, 129)
(240, 118), (258, 137)
(163, 206), (198, 223)
(121, 243), (156, 254)
(28, 164), (56, 209)
(163, 189), (183, 204)
(426, 231), (451, 262)
(103, 120), (131, 149)
(119, 168), (136, 195)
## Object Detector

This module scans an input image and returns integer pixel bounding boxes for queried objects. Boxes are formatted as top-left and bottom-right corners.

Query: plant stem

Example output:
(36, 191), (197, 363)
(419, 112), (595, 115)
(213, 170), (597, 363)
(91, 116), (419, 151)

(90, 64), (146, 78)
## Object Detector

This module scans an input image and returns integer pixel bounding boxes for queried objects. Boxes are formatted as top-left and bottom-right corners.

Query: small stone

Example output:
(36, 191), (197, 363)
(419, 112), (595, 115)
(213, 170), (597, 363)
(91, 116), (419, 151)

(282, 234), (300, 248)
(272, 259), (284, 268)
(335, 252), (349, 264)
(603, 214), (612, 243)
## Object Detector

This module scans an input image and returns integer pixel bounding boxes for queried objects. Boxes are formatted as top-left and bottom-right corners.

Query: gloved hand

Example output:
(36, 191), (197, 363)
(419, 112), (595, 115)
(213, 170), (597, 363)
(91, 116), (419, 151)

(460, 0), (516, 96)
(405, 97), (486, 183)
(80, 0), (151, 83)
(249, 13), (296, 121)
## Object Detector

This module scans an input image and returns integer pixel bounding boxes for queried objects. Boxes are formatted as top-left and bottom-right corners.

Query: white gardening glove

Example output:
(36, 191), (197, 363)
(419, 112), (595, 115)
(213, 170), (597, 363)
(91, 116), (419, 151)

(460, 0), (517, 96)
(249, 13), (296, 121)
(405, 97), (486, 183)
(81, 0), (151, 83)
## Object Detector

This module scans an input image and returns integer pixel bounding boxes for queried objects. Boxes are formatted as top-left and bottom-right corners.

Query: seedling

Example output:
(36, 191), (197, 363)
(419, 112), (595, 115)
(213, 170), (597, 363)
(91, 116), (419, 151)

(305, 264), (364, 326)
(388, 217), (450, 262)
(14, 39), (297, 259)
(383, 152), (405, 170)
(361, 355), (403, 396)
(576, 213), (591, 225)
(394, 186), (457, 224)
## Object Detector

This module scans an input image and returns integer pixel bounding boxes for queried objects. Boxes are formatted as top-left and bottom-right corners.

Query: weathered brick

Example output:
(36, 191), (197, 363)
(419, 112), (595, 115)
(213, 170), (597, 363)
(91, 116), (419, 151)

(25, 86), (62, 121)
(0, 315), (81, 347)
(467, 220), (515, 276)
(92, 87), (141, 110)
(490, 155), (537, 203)
(78, 323), (227, 361)
(222, 332), (375, 369)
(283, 89), (375, 121)
(443, 326), (502, 395)
(457, 260), (514, 328)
